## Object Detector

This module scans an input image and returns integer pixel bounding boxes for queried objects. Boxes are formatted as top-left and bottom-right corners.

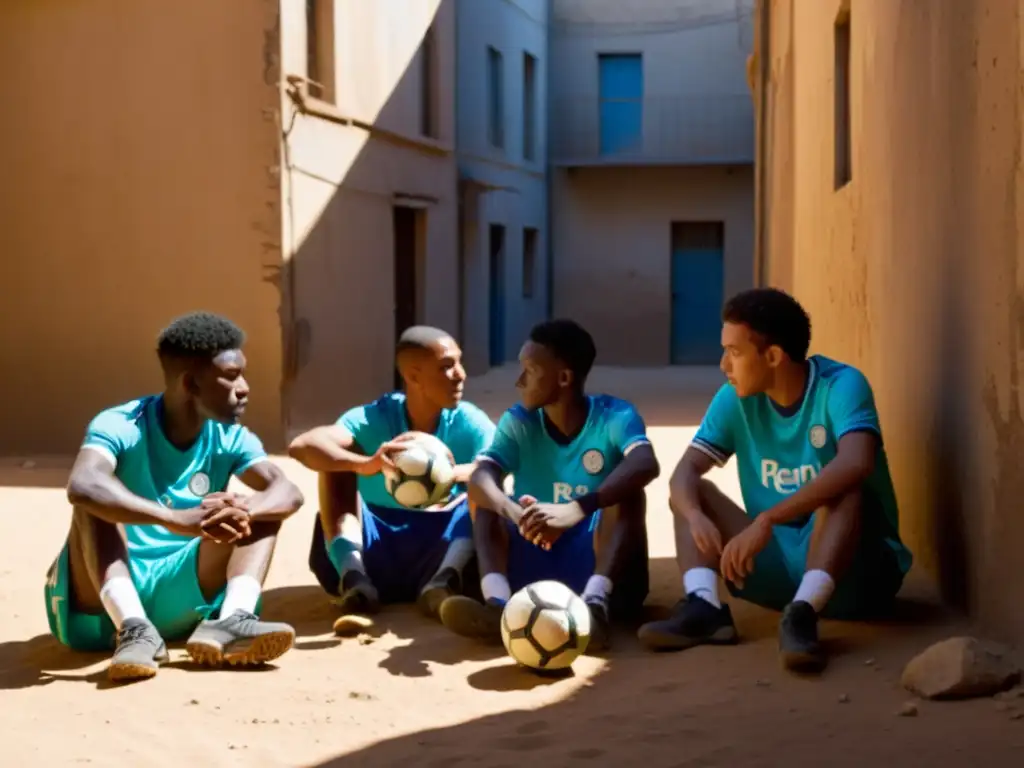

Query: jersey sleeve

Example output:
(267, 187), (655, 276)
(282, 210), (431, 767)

(691, 384), (739, 466)
(81, 409), (139, 467)
(455, 404), (497, 461)
(827, 367), (882, 441)
(478, 410), (522, 474)
(608, 400), (650, 455)
(229, 428), (269, 476)
(337, 404), (373, 453)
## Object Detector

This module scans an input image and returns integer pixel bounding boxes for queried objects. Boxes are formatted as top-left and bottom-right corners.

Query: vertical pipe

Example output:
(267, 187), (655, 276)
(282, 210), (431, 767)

(752, 0), (772, 287)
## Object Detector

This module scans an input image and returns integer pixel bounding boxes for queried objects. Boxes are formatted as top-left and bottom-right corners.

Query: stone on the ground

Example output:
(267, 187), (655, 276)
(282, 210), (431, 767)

(901, 636), (1021, 700)
(897, 701), (919, 717)
(333, 614), (374, 637)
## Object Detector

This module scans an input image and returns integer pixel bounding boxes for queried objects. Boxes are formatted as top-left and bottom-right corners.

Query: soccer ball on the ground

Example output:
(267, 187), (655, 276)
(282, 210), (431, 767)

(383, 433), (456, 509)
(501, 580), (591, 671)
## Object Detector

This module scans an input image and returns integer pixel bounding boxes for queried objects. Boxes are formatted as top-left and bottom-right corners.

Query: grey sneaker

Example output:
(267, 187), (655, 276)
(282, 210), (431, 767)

(417, 567), (461, 620)
(185, 609), (295, 667)
(108, 617), (168, 683)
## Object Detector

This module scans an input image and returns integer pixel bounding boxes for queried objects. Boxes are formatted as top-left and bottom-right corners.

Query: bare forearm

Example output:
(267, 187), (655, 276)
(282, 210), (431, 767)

(669, 463), (705, 521)
(68, 474), (176, 528)
(289, 442), (371, 474)
(244, 481), (304, 522)
(469, 464), (522, 523)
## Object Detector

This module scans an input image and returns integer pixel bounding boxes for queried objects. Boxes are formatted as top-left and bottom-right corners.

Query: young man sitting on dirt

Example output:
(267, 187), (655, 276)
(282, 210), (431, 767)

(46, 312), (305, 683)
(289, 326), (496, 623)
(637, 288), (913, 672)
(438, 319), (659, 652)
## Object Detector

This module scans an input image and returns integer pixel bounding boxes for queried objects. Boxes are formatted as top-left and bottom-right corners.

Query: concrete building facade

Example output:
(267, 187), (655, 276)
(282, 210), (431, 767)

(550, 0), (756, 365)
(0, 0), (457, 452)
(455, 0), (551, 372)
(282, 0), (459, 430)
(755, 0), (1024, 642)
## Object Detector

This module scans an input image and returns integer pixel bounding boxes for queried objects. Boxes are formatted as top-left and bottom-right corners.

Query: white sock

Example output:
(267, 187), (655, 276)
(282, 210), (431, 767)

(481, 572), (511, 603)
(219, 575), (263, 618)
(683, 567), (721, 609)
(437, 537), (475, 574)
(582, 574), (613, 604)
(793, 569), (835, 613)
(99, 577), (147, 629)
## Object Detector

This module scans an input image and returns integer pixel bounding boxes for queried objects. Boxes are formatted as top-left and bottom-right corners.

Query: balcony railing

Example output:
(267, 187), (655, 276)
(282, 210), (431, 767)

(549, 94), (754, 166)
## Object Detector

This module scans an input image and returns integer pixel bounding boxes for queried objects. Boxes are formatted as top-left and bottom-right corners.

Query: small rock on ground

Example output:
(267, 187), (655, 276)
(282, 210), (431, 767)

(901, 636), (1021, 700)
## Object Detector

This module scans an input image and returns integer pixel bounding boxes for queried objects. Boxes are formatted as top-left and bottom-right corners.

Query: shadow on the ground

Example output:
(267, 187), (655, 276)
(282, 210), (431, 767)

(301, 574), (998, 768)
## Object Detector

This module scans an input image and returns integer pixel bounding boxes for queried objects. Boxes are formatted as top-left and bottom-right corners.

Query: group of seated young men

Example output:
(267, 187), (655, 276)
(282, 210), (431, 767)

(45, 288), (912, 683)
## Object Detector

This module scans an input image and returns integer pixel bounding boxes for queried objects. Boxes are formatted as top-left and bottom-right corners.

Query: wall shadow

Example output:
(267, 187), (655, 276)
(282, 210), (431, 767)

(0, 459), (71, 489)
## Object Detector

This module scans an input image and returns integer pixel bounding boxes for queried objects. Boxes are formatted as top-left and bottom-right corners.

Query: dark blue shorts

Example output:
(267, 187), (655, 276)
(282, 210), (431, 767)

(309, 498), (478, 604)
(503, 508), (649, 617)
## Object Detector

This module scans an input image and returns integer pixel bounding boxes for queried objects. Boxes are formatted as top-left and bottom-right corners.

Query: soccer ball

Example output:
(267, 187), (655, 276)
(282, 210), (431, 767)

(383, 433), (456, 509)
(501, 580), (591, 671)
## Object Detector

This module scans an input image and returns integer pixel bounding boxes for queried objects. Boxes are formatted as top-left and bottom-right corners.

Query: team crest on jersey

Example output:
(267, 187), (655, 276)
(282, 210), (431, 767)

(582, 449), (605, 474)
(188, 471), (211, 496)
(808, 425), (827, 449)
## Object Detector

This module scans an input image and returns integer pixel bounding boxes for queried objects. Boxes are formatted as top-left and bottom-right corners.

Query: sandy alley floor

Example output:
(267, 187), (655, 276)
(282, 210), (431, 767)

(1, 367), (1022, 767)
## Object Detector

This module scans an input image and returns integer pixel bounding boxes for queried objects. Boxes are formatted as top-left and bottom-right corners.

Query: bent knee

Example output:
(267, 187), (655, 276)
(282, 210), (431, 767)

(248, 519), (283, 542)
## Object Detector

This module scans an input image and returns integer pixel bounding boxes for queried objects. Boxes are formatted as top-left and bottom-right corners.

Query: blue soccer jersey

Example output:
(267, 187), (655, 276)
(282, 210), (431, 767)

(81, 396), (268, 561)
(479, 395), (650, 502)
(338, 392), (496, 508)
(691, 355), (912, 573)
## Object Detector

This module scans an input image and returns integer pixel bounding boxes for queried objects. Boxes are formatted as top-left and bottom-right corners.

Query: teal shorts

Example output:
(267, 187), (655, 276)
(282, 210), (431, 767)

(725, 517), (907, 621)
(44, 537), (228, 652)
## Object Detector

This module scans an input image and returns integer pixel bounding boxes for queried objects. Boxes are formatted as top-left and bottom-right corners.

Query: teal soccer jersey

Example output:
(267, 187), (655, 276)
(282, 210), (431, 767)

(338, 392), (496, 508)
(692, 355), (912, 574)
(82, 396), (268, 560)
(479, 395), (650, 501)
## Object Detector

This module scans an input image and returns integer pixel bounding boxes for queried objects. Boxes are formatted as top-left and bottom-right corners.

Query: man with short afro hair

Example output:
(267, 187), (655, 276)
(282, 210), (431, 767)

(45, 311), (305, 683)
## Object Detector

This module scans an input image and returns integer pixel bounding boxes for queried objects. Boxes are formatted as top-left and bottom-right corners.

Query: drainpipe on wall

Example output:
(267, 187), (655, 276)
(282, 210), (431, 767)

(752, 0), (771, 287)
(544, 0), (555, 320)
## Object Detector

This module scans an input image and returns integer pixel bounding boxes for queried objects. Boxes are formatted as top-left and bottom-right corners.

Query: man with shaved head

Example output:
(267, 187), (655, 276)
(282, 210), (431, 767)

(289, 327), (496, 622)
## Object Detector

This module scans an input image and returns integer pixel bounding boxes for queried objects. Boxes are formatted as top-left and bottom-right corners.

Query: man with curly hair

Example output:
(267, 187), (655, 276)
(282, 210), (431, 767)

(638, 289), (912, 673)
(44, 312), (305, 683)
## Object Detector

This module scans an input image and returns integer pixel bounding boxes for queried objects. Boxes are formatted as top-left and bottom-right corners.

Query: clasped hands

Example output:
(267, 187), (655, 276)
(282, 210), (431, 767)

(515, 495), (587, 552)
(172, 492), (253, 544)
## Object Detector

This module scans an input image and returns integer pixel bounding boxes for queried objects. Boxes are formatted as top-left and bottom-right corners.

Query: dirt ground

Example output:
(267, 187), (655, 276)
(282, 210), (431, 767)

(1, 367), (1021, 767)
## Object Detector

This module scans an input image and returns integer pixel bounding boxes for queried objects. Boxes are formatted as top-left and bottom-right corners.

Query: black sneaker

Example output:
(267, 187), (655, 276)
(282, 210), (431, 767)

(585, 598), (612, 653)
(778, 600), (825, 672)
(332, 570), (381, 616)
(438, 595), (504, 644)
(417, 566), (461, 620)
(636, 593), (739, 651)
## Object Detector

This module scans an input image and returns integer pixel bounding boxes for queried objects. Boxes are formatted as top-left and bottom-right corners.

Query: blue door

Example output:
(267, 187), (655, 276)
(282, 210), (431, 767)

(598, 53), (643, 155)
(489, 225), (506, 366)
(670, 226), (725, 365)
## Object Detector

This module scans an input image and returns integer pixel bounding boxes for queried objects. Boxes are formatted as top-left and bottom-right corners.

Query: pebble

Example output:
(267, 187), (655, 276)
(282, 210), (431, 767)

(897, 701), (919, 717)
